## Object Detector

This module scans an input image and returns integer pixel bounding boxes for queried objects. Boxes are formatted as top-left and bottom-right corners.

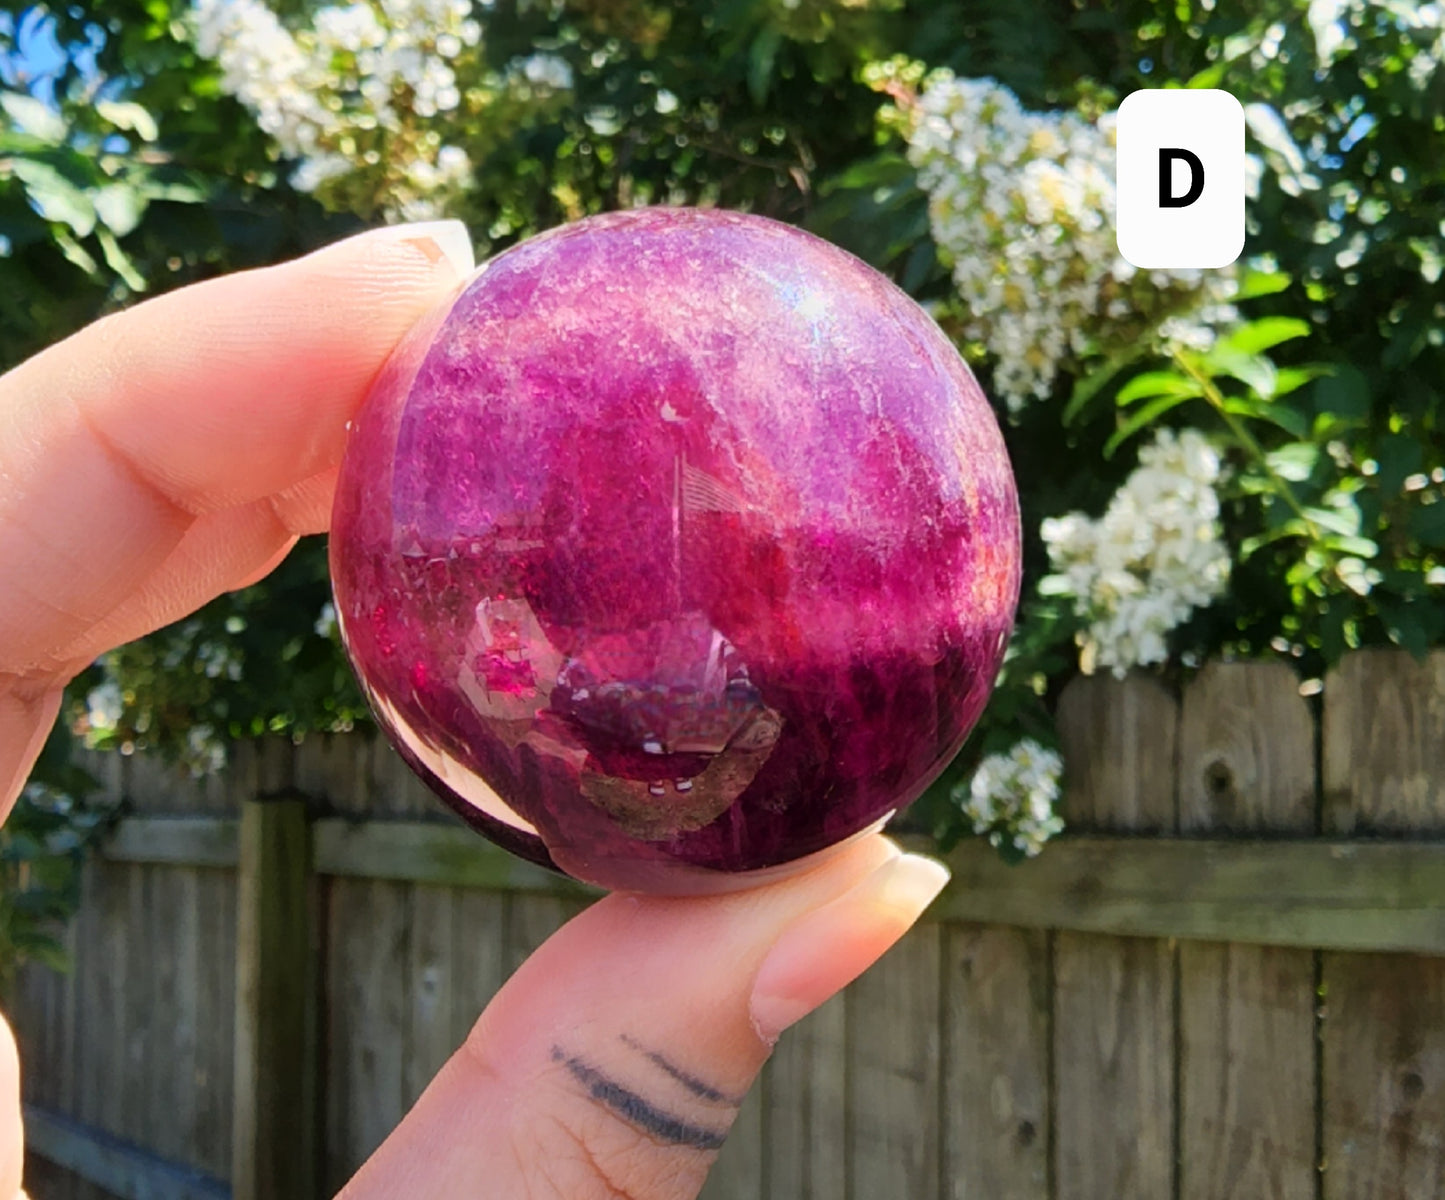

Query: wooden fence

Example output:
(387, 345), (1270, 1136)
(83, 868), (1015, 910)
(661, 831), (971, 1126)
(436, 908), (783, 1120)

(13, 649), (1445, 1200)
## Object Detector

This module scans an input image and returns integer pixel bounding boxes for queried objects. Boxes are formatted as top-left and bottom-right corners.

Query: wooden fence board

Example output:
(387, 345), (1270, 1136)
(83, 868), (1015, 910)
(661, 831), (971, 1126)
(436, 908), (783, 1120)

(942, 924), (1051, 1200)
(232, 799), (315, 1200)
(1323, 650), (1445, 1200)
(19, 650), (1445, 1200)
(1054, 673), (1178, 1200)
(1178, 662), (1317, 1200)
(847, 922), (942, 1200)
(1322, 649), (1445, 836)
(936, 837), (1445, 953)
(1322, 953), (1445, 1199)
(698, 1074), (764, 1200)
(763, 993), (848, 1200)
(447, 889), (510, 1048)
(312, 816), (597, 896)
(323, 878), (410, 1195)
(102, 817), (238, 869)
(100, 815), (1445, 952)
(404, 884), (459, 1111)
(1055, 673), (1179, 834)
(193, 867), (236, 1181)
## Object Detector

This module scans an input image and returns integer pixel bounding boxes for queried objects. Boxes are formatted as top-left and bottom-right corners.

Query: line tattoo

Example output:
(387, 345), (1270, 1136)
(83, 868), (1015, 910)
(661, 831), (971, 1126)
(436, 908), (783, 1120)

(550, 1046), (730, 1151)
(618, 1034), (741, 1106)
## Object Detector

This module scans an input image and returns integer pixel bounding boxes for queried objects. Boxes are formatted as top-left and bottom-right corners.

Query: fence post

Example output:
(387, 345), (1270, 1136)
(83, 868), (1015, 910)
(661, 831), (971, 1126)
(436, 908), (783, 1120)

(232, 794), (317, 1200)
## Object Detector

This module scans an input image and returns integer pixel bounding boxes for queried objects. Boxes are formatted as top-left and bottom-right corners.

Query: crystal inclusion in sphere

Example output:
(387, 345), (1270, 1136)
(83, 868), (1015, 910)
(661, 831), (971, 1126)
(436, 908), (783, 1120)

(330, 208), (1021, 894)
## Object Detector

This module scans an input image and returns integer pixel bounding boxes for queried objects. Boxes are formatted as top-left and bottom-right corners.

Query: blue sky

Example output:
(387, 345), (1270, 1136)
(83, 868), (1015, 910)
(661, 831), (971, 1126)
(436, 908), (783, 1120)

(1, 6), (103, 104)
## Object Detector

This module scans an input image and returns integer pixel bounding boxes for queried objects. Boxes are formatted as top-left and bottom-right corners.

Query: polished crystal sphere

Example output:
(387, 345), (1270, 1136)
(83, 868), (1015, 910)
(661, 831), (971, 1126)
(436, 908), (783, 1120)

(330, 208), (1020, 893)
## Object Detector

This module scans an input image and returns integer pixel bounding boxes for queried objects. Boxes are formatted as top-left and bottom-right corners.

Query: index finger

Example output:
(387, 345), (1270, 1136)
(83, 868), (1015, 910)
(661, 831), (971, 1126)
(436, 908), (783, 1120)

(0, 220), (473, 809)
(0, 220), (473, 678)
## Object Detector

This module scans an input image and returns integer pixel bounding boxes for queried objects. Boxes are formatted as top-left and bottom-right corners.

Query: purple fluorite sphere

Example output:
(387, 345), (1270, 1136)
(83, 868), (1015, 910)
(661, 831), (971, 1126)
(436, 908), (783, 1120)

(330, 208), (1021, 893)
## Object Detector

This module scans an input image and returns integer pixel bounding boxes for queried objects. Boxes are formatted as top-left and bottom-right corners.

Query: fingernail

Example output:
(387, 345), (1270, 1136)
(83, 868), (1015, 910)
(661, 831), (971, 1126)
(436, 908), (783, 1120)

(748, 852), (950, 1045)
(373, 219), (476, 280)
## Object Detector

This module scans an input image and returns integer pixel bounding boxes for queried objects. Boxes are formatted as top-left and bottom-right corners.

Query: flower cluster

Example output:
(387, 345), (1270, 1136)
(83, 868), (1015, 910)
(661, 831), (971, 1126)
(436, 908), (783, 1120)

(1041, 427), (1231, 676)
(1308, 0), (1444, 86)
(193, 0), (489, 217)
(954, 739), (1065, 858)
(896, 73), (1237, 409)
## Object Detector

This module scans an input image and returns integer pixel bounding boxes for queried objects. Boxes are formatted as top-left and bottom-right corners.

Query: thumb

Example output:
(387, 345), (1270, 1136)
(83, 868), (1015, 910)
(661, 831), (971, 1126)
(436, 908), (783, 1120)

(336, 834), (948, 1199)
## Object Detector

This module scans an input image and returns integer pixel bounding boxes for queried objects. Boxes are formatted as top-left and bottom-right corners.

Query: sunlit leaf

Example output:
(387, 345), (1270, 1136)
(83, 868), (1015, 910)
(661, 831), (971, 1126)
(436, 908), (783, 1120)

(1215, 316), (1311, 357)
(1266, 443), (1320, 482)
(95, 99), (160, 142)
(93, 183), (148, 237)
(1114, 370), (1201, 406)
(1104, 392), (1195, 457)
(0, 92), (67, 144)
(12, 160), (96, 237)
(97, 227), (147, 291)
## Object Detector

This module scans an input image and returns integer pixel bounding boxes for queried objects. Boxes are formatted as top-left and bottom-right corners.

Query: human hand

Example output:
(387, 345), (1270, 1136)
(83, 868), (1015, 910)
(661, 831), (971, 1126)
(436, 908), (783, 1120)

(0, 222), (949, 1199)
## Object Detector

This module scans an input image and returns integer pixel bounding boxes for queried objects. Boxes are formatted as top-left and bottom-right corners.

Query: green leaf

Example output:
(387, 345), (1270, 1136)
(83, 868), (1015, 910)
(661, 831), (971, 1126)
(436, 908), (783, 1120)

(12, 160), (96, 237)
(1313, 364), (1370, 421)
(1240, 515), (1321, 557)
(1234, 266), (1292, 300)
(1185, 63), (1226, 89)
(135, 176), (209, 205)
(1221, 395), (1309, 438)
(1302, 504), (1361, 538)
(95, 99), (159, 143)
(1205, 347), (1277, 397)
(0, 92), (67, 144)
(0, 834), (44, 861)
(1104, 393), (1194, 457)
(1379, 600), (1433, 660)
(1271, 365), (1330, 397)
(1319, 594), (1351, 663)
(1115, 370), (1202, 406)
(1375, 433), (1423, 497)
(1266, 443), (1320, 482)
(93, 183), (148, 237)
(21, 936), (72, 975)
(97, 227), (147, 292)
(747, 25), (783, 106)
(1408, 501), (1445, 546)
(1216, 316), (1311, 356)
(53, 228), (100, 276)
(1320, 535), (1379, 557)
(1061, 343), (1146, 425)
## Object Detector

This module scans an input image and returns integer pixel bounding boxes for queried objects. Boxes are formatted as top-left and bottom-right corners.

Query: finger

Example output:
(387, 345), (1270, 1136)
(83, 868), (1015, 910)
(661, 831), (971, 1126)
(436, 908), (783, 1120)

(0, 219), (473, 682)
(338, 835), (949, 1200)
(0, 1012), (22, 1200)
(0, 222), (472, 818)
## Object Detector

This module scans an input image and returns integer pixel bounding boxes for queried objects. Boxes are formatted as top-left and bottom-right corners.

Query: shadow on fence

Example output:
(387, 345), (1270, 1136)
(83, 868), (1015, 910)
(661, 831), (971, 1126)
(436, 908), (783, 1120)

(15, 649), (1445, 1200)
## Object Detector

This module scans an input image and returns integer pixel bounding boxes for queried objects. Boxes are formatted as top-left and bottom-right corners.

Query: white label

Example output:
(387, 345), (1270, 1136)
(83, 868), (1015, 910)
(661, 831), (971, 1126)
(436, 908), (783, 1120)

(1116, 88), (1245, 270)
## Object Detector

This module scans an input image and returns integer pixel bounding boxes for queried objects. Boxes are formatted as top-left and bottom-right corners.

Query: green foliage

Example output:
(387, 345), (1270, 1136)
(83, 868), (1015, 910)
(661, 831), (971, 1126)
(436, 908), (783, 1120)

(0, 718), (117, 994)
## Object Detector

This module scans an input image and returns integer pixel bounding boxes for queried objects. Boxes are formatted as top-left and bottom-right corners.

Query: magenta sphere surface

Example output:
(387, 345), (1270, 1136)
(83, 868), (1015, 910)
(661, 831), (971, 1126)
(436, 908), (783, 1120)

(330, 208), (1021, 893)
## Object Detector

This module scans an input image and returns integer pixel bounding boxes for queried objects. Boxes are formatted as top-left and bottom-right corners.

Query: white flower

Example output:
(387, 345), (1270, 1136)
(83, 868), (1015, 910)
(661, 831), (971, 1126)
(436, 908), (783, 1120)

(518, 52), (574, 91)
(314, 601), (339, 639)
(190, 0), (490, 216)
(85, 679), (125, 733)
(901, 74), (1237, 409)
(1042, 427), (1230, 676)
(954, 739), (1065, 857)
(185, 724), (228, 778)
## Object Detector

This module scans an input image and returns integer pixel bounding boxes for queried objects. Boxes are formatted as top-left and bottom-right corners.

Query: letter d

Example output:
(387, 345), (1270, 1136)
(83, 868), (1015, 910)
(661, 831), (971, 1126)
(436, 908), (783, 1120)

(1159, 148), (1205, 208)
